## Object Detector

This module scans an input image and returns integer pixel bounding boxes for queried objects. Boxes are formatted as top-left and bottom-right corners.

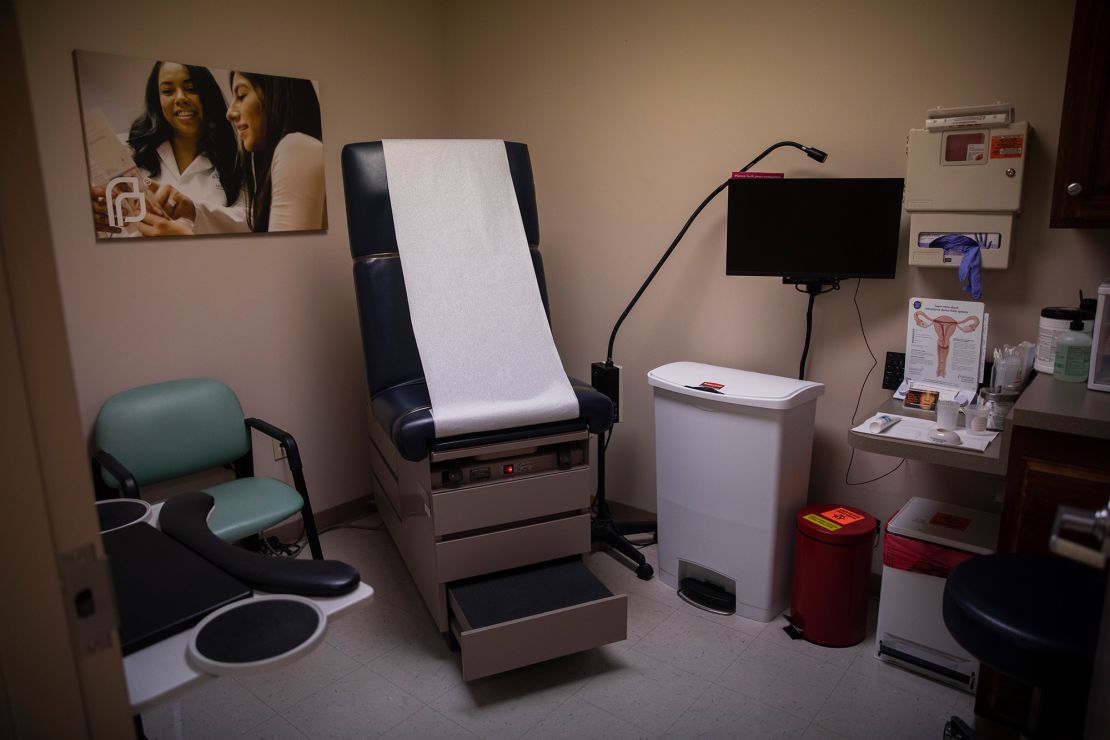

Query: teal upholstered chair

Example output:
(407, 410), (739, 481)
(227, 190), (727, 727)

(92, 378), (323, 559)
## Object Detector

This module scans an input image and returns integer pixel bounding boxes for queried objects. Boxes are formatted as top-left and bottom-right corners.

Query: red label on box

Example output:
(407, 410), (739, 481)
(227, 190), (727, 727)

(929, 512), (971, 531)
(989, 134), (1024, 159)
(700, 381), (725, 389)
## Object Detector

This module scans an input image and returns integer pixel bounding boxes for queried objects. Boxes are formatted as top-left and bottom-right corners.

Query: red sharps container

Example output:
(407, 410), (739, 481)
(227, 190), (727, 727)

(789, 504), (878, 647)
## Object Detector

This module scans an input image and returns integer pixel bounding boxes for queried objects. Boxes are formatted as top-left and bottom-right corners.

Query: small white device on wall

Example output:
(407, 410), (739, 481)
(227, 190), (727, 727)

(904, 103), (1029, 270)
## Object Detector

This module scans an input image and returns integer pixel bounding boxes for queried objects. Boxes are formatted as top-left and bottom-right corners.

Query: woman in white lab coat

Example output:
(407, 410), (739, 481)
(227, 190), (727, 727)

(92, 61), (247, 236)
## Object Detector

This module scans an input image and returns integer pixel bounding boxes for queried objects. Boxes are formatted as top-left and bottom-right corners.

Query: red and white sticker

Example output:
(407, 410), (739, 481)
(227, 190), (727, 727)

(990, 134), (1024, 159)
(929, 511), (972, 531)
(700, 381), (725, 389)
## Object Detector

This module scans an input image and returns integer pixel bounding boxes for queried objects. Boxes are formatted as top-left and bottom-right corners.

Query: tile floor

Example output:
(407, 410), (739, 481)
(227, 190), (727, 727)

(142, 520), (975, 739)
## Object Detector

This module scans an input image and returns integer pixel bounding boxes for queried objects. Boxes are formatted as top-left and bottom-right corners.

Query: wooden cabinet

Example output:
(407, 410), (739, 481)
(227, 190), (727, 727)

(976, 422), (1110, 731)
(1050, 0), (1110, 227)
(998, 427), (1110, 553)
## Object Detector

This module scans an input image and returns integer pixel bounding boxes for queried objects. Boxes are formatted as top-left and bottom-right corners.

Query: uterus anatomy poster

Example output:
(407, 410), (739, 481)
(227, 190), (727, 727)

(906, 298), (986, 391)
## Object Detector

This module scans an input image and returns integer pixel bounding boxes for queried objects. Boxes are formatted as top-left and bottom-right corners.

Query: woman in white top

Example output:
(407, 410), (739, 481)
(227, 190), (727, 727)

(93, 61), (247, 236)
(224, 71), (325, 232)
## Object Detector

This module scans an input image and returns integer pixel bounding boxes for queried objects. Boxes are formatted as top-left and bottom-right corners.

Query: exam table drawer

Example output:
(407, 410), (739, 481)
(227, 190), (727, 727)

(432, 466), (591, 536)
(435, 513), (589, 583)
(448, 559), (627, 681)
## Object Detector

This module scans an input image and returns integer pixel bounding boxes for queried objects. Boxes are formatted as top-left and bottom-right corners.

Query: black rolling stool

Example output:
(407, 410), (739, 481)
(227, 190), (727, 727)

(942, 552), (1106, 739)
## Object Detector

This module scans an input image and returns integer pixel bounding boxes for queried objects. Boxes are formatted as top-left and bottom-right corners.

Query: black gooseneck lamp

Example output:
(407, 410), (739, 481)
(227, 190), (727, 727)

(589, 141), (828, 580)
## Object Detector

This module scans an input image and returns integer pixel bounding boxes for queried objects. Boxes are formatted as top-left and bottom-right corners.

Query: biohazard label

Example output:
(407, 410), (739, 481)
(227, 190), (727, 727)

(822, 507), (865, 525)
(990, 134), (1024, 159)
(803, 513), (842, 531)
(930, 511), (971, 531)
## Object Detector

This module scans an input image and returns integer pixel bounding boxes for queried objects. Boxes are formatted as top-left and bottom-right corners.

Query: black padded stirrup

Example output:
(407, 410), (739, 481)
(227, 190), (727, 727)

(187, 595), (326, 675)
(160, 492), (360, 597)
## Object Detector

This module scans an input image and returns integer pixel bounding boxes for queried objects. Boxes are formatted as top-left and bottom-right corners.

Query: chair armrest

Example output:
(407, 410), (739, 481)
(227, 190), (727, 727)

(244, 419), (316, 540)
(160, 492), (359, 596)
(245, 418), (302, 471)
(93, 450), (140, 499)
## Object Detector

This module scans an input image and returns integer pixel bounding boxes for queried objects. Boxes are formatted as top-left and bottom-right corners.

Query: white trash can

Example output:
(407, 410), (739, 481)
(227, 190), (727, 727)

(648, 361), (824, 621)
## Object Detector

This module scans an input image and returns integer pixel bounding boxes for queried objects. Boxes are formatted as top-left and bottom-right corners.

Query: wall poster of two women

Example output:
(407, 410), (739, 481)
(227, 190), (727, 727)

(74, 49), (327, 239)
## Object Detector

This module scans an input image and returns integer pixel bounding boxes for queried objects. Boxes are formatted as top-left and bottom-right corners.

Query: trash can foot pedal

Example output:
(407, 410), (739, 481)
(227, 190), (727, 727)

(781, 616), (803, 640)
(677, 578), (735, 615)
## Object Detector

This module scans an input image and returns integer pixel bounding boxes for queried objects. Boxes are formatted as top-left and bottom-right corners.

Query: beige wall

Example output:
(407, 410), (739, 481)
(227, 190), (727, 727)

(443, 0), (1110, 528)
(13, 0), (449, 511)
(12, 0), (1110, 553)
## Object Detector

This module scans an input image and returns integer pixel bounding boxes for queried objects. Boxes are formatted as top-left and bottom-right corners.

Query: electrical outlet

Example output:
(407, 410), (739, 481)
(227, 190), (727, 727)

(272, 438), (287, 461)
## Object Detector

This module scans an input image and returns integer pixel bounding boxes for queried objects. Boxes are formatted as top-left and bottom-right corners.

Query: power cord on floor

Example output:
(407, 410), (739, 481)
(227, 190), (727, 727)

(845, 278), (905, 486)
(255, 534), (304, 558)
(257, 516), (386, 558)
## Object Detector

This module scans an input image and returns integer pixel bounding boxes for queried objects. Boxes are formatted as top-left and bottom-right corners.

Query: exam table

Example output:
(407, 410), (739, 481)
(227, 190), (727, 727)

(341, 140), (627, 680)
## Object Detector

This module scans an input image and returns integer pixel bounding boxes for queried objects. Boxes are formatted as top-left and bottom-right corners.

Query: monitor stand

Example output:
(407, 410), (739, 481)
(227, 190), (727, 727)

(782, 277), (841, 380)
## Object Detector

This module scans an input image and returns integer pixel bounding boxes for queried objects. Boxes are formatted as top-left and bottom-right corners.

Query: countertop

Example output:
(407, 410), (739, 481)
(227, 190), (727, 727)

(1012, 372), (1110, 440)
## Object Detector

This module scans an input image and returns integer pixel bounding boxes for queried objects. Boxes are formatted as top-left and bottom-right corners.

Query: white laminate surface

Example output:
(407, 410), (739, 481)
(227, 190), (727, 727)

(1011, 372), (1110, 439)
(124, 581), (374, 712)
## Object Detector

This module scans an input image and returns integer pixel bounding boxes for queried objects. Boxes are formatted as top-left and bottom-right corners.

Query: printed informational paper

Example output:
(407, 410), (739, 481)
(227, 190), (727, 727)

(905, 298), (986, 392)
(82, 107), (140, 187)
(852, 413), (997, 452)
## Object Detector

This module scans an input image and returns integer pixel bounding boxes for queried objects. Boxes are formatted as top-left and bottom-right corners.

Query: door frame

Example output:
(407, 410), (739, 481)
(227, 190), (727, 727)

(0, 3), (132, 737)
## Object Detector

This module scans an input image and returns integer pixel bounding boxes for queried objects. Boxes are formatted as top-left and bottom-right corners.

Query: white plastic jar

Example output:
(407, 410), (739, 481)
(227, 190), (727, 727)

(1035, 307), (1093, 374)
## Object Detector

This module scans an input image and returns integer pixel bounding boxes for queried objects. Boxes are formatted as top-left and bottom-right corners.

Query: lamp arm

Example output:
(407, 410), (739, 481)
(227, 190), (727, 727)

(603, 140), (825, 364)
(604, 178), (728, 364)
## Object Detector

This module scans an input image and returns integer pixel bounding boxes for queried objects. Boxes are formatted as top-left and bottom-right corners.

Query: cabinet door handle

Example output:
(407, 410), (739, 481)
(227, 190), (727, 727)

(1067, 182), (1084, 196)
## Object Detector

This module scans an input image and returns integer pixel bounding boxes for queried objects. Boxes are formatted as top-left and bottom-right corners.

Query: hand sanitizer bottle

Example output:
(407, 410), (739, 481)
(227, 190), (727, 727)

(1053, 319), (1092, 382)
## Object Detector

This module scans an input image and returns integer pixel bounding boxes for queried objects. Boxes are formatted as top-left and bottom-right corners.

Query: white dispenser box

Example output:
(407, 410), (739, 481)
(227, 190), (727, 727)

(648, 362), (824, 621)
(904, 116), (1029, 271)
(876, 497), (999, 692)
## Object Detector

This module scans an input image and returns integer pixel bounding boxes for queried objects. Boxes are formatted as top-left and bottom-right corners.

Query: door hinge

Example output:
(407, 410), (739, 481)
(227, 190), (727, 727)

(58, 543), (117, 657)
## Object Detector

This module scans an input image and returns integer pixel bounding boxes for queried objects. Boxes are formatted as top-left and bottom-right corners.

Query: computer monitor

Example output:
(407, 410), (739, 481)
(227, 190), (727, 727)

(726, 177), (904, 283)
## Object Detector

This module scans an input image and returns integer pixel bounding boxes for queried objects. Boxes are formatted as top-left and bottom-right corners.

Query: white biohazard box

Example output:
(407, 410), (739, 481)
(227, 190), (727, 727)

(875, 497), (999, 692)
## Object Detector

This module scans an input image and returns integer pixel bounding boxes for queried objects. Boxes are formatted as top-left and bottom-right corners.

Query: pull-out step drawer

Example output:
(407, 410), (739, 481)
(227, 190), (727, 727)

(448, 559), (627, 681)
